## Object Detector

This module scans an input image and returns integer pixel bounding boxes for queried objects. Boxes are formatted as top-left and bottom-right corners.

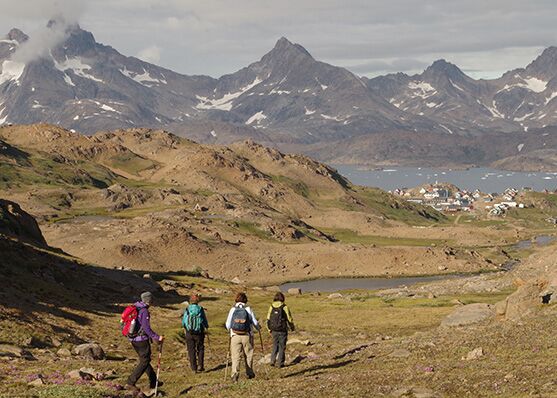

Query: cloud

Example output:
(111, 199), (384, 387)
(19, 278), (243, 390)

(137, 45), (162, 64)
(1, 0), (556, 78)
(2, 0), (87, 64)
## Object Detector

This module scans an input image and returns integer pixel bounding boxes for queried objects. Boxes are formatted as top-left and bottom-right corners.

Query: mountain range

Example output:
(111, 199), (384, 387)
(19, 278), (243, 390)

(1, 21), (557, 168)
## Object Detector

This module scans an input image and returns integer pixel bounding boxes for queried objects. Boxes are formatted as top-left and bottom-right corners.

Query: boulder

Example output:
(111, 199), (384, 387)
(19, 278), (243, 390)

(328, 293), (343, 299)
(72, 343), (105, 360)
(287, 288), (302, 295)
(56, 348), (72, 357)
(287, 339), (312, 346)
(258, 353), (272, 365)
(0, 344), (32, 359)
(231, 277), (243, 285)
(440, 303), (494, 327)
(463, 347), (484, 360)
(497, 279), (549, 321)
(28, 376), (45, 387)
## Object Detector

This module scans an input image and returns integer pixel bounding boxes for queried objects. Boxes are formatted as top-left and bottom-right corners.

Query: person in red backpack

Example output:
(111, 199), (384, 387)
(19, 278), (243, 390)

(126, 292), (164, 395)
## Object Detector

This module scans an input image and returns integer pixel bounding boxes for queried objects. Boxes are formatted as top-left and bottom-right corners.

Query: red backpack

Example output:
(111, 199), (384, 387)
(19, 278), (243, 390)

(120, 305), (141, 338)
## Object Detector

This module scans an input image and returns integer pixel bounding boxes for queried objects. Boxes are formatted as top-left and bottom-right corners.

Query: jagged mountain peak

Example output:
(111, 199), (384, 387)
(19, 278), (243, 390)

(261, 37), (314, 64)
(524, 46), (557, 78)
(423, 59), (466, 80)
(6, 28), (28, 43)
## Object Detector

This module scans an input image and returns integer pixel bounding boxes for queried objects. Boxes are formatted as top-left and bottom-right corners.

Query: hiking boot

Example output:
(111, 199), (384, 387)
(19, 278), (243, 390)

(197, 367), (205, 372)
(231, 373), (239, 383)
(124, 385), (144, 397)
(270, 362), (276, 367)
(247, 373), (256, 379)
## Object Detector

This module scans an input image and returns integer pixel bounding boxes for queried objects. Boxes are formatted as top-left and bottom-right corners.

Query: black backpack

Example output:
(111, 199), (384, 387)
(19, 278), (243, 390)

(268, 304), (287, 332)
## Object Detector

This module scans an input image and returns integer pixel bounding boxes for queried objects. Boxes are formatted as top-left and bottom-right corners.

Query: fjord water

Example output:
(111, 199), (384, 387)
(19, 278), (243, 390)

(334, 165), (557, 193)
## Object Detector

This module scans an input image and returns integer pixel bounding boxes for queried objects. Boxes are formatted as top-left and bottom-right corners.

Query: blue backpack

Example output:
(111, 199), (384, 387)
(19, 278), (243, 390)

(231, 306), (251, 334)
(182, 304), (204, 333)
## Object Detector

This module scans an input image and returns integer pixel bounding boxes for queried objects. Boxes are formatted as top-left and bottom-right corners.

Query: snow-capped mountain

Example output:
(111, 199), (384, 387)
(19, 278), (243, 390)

(1, 21), (557, 167)
(366, 48), (557, 135)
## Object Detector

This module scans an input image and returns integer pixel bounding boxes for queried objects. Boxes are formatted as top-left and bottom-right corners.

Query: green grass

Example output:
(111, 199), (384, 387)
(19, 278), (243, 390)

(107, 152), (158, 176)
(321, 227), (449, 246)
(270, 175), (310, 198)
(234, 220), (272, 240)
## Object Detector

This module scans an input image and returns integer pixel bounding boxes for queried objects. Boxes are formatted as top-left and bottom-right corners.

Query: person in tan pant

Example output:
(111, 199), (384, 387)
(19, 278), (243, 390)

(225, 292), (260, 382)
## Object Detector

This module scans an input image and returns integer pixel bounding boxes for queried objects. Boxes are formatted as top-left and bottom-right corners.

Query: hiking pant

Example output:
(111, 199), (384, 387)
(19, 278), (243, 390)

(185, 331), (205, 371)
(230, 334), (255, 379)
(270, 331), (288, 366)
(127, 340), (157, 388)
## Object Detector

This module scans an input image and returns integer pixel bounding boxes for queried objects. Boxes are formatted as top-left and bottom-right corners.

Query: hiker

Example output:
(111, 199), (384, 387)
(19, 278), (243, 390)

(182, 293), (209, 373)
(266, 292), (295, 368)
(225, 292), (260, 382)
(126, 292), (164, 395)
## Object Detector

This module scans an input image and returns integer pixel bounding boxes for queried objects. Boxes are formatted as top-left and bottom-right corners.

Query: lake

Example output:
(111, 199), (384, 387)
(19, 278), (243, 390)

(280, 275), (458, 293)
(333, 165), (557, 193)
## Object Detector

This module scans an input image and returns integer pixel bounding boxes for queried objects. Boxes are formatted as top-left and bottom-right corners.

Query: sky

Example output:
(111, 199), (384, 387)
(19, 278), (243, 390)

(1, 0), (556, 79)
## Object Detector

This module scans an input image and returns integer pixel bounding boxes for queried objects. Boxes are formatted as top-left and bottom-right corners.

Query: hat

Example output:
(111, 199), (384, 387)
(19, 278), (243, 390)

(141, 291), (153, 305)
(190, 293), (200, 304)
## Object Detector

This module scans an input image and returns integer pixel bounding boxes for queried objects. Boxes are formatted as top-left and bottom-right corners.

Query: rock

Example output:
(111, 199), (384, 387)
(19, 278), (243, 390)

(72, 343), (105, 360)
(28, 376), (45, 387)
(328, 293), (343, 299)
(389, 348), (412, 358)
(287, 339), (312, 346)
(498, 279), (548, 320)
(463, 347), (484, 360)
(440, 303), (494, 327)
(231, 277), (243, 284)
(56, 348), (72, 357)
(51, 338), (62, 348)
(258, 353), (272, 365)
(427, 292), (437, 299)
(24, 336), (46, 348)
(494, 300), (507, 316)
(287, 288), (302, 295)
(0, 344), (32, 359)
(143, 273), (151, 279)
(393, 387), (440, 397)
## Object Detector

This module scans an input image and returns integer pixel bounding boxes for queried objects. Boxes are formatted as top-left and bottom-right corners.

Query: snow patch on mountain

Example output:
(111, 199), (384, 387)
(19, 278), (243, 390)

(408, 81), (436, 99)
(0, 60), (25, 85)
(320, 114), (342, 121)
(196, 77), (262, 111)
(120, 67), (167, 86)
(304, 107), (316, 115)
(501, 77), (547, 93)
(53, 56), (103, 83)
(246, 111), (267, 125)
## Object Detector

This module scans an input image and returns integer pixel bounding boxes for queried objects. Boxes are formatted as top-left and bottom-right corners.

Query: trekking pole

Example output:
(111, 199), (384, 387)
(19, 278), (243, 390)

(258, 329), (264, 352)
(154, 340), (163, 397)
(224, 336), (230, 382)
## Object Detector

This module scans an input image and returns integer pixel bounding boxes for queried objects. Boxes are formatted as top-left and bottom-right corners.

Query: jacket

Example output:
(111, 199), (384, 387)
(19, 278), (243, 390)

(131, 301), (160, 342)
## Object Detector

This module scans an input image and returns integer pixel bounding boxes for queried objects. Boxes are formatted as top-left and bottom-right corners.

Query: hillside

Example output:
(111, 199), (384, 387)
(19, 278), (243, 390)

(1, 124), (518, 284)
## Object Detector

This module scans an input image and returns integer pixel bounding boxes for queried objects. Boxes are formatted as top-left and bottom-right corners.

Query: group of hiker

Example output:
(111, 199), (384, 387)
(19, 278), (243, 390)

(121, 290), (295, 394)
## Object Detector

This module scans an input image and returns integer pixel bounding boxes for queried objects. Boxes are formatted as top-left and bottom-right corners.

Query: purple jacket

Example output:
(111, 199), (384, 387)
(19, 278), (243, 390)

(131, 301), (160, 342)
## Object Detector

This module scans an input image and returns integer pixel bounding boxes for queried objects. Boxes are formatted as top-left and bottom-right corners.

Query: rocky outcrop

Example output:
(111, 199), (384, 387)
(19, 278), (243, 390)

(0, 199), (47, 247)
(440, 303), (494, 327)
